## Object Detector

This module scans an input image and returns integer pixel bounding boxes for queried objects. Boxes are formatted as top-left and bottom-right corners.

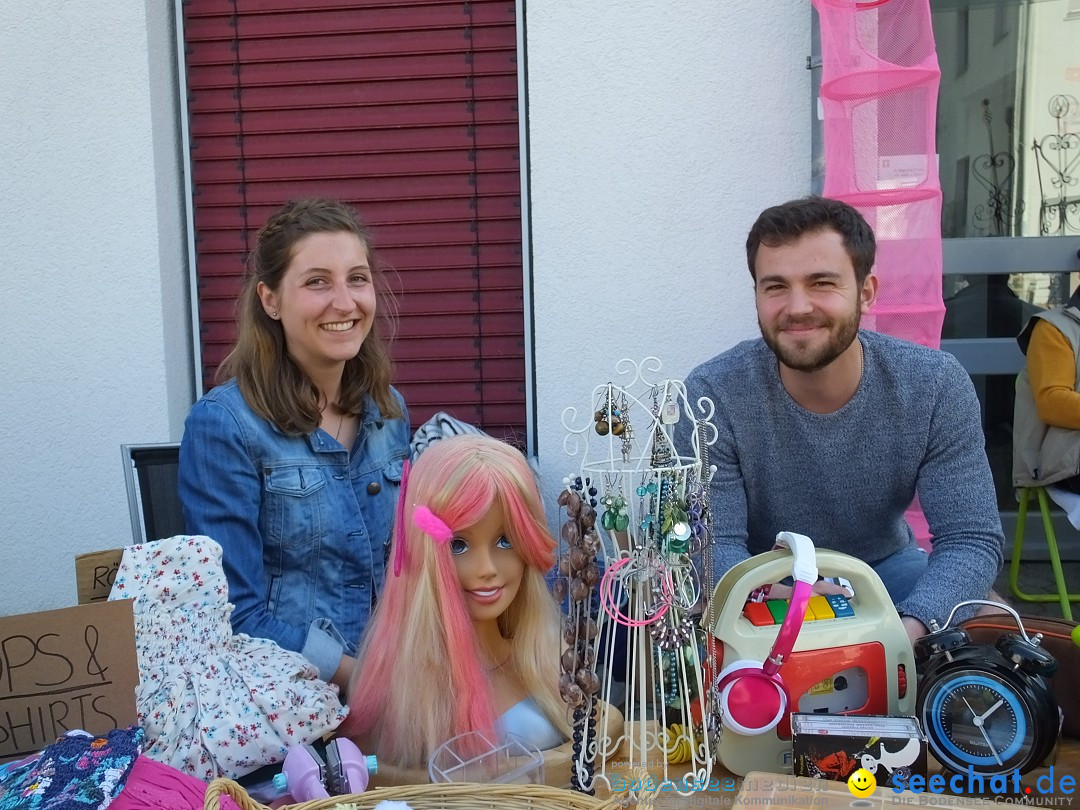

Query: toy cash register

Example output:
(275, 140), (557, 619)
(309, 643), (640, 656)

(706, 532), (915, 776)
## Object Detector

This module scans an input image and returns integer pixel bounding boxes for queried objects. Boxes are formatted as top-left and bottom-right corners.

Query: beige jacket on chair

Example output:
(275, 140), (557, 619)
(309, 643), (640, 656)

(1013, 306), (1080, 487)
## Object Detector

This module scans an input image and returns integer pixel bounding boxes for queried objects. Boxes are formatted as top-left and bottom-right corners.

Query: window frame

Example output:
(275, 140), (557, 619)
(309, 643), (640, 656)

(175, 0), (536, 451)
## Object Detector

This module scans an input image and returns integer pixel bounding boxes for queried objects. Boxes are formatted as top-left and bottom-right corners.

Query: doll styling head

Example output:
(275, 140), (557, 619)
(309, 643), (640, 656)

(341, 434), (570, 768)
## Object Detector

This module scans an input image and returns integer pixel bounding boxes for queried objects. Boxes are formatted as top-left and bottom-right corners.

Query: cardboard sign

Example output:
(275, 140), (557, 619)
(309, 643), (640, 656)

(74, 548), (125, 604)
(0, 599), (139, 761)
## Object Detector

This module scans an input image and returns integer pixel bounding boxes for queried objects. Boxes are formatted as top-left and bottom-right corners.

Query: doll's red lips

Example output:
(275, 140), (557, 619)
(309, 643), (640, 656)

(467, 587), (504, 604)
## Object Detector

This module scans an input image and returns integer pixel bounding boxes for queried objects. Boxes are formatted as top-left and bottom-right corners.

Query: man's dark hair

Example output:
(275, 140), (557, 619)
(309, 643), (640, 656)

(745, 196), (876, 284)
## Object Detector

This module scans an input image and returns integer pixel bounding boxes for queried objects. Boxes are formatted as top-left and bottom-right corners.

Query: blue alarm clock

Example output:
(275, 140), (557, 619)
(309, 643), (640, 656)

(914, 600), (1058, 776)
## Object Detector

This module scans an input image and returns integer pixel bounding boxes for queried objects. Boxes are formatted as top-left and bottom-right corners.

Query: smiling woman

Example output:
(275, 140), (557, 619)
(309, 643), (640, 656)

(178, 199), (410, 692)
(257, 229), (378, 392)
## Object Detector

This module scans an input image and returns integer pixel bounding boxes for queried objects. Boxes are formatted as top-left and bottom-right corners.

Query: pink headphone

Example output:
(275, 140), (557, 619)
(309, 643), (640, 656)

(714, 531), (817, 735)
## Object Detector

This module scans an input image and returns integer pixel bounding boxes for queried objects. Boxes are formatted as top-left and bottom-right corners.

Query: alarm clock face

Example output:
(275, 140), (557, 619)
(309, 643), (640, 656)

(921, 668), (1034, 774)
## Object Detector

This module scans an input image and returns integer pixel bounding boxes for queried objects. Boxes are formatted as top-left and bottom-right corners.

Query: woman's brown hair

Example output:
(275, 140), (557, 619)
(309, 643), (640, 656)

(217, 198), (402, 434)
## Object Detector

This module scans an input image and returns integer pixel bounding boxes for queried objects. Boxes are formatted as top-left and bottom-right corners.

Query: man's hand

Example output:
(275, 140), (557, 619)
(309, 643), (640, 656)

(902, 615), (929, 644)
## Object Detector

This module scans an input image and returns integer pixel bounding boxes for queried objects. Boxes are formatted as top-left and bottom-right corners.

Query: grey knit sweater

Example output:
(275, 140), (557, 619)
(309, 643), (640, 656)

(677, 330), (1005, 628)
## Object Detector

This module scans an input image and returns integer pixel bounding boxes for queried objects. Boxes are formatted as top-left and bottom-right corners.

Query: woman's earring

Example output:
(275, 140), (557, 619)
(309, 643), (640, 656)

(271, 311), (279, 319)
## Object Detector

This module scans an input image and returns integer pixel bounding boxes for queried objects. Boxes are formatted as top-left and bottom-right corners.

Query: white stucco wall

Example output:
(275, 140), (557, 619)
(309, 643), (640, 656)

(0, 1), (191, 615)
(526, 3), (812, 511)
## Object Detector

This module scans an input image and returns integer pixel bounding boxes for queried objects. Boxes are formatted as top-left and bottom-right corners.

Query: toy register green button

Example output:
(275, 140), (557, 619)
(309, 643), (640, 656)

(766, 599), (789, 623)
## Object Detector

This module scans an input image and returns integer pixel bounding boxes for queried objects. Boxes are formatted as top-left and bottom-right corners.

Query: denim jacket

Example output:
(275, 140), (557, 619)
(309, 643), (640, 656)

(178, 379), (409, 680)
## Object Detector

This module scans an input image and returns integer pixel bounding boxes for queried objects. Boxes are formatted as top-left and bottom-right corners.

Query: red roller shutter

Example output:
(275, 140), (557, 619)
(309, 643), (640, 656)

(182, 0), (526, 444)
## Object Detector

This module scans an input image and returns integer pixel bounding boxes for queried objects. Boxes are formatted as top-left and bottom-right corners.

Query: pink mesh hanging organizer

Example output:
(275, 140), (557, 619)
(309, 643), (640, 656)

(814, 0), (944, 547)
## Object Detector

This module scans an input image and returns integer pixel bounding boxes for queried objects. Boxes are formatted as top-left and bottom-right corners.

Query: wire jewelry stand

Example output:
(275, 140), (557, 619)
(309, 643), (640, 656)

(556, 357), (717, 796)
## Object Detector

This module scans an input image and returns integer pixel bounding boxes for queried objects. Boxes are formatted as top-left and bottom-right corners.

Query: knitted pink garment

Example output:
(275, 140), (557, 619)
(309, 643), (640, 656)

(110, 756), (243, 810)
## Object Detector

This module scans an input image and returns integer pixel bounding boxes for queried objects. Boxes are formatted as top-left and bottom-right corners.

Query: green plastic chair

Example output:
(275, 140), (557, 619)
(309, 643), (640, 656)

(1010, 485), (1080, 621)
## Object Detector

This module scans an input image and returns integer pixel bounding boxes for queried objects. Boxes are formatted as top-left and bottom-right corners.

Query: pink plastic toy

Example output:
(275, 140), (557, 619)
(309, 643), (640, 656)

(273, 738), (377, 801)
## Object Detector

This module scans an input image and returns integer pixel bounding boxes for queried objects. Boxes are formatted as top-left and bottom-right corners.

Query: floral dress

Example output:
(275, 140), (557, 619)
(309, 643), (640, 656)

(109, 536), (348, 781)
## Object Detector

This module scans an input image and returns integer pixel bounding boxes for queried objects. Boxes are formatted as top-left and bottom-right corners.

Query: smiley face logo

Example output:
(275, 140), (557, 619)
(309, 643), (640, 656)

(847, 768), (876, 798)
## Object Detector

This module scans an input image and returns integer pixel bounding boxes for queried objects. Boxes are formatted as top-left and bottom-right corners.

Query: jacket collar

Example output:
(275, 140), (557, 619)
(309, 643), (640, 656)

(305, 394), (385, 454)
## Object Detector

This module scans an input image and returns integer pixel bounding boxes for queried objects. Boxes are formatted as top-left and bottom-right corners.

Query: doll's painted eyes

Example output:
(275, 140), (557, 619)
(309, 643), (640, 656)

(450, 535), (513, 555)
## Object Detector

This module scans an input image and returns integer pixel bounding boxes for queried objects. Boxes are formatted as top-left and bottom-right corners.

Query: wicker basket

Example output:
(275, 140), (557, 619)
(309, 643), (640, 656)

(204, 777), (624, 810)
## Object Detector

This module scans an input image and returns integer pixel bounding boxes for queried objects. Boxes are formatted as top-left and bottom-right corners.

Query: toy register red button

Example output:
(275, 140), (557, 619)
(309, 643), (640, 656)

(743, 601), (774, 626)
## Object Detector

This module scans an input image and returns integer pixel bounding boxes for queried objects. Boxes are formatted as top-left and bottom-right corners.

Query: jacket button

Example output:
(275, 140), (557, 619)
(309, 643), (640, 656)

(367, 481), (381, 496)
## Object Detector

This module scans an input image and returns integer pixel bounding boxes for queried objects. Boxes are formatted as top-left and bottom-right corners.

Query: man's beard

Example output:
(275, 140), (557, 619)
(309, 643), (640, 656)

(759, 303), (862, 372)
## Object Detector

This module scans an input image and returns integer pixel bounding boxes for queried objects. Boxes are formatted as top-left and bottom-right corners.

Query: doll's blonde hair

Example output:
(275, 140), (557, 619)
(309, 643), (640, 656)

(341, 434), (569, 767)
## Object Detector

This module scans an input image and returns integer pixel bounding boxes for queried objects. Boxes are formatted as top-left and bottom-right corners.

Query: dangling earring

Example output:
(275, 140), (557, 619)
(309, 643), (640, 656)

(594, 387), (612, 436)
(594, 407), (610, 436)
(595, 386), (627, 437)
(610, 392), (626, 437)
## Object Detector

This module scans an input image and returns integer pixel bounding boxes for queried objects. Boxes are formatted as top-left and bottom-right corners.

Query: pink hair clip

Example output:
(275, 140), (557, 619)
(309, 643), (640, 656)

(392, 459), (455, 577)
(413, 506), (453, 544)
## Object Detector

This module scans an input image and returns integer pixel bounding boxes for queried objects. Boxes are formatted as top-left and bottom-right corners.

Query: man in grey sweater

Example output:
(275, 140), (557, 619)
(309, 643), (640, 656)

(677, 197), (1004, 642)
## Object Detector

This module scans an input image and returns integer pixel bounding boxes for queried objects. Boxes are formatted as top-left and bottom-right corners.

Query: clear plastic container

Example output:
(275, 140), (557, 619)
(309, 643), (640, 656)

(428, 731), (544, 786)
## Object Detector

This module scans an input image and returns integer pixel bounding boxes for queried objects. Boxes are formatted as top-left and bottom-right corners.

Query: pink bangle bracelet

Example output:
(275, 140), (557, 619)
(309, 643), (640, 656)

(599, 555), (671, 628)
